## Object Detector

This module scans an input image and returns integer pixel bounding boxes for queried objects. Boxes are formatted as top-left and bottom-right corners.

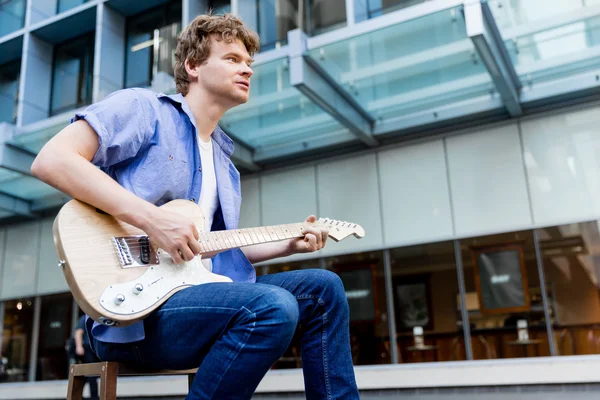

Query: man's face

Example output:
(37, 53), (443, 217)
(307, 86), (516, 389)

(196, 36), (254, 107)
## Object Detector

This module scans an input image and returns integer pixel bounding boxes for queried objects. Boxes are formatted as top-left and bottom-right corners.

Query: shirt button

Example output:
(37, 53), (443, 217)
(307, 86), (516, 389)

(198, 167), (202, 172)
(190, 198), (196, 202)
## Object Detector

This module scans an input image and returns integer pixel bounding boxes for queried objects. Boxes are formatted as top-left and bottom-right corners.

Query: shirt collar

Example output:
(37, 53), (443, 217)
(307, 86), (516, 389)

(159, 92), (235, 157)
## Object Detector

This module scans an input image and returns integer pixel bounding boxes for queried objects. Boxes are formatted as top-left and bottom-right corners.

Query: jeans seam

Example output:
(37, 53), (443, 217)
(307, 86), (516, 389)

(296, 295), (331, 399)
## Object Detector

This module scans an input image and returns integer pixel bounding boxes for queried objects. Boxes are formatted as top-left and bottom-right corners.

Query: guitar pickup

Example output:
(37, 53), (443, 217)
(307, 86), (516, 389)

(112, 236), (160, 268)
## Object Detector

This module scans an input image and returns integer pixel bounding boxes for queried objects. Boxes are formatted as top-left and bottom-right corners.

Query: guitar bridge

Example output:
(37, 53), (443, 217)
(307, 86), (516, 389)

(112, 236), (160, 268)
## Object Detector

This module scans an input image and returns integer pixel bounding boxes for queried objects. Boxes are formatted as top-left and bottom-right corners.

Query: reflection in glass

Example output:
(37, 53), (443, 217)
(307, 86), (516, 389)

(307, 6), (493, 121)
(0, 0), (26, 37)
(57, 0), (89, 14)
(390, 241), (463, 363)
(489, 0), (600, 84)
(209, 0), (231, 14)
(125, 1), (182, 92)
(460, 230), (550, 360)
(0, 298), (35, 383)
(355, 0), (428, 23)
(256, 0), (299, 50)
(0, 59), (20, 124)
(327, 251), (388, 366)
(50, 33), (95, 116)
(36, 293), (73, 381)
(537, 221), (600, 357)
(306, 0), (346, 36)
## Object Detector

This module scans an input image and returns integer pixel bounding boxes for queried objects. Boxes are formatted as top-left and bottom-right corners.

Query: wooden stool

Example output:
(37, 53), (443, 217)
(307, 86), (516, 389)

(66, 362), (198, 400)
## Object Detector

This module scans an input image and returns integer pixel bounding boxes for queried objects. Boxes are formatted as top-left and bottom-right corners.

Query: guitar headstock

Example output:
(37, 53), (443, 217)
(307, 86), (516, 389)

(317, 218), (365, 242)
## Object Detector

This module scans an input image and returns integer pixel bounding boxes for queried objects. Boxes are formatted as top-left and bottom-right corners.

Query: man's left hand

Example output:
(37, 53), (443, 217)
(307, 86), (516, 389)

(288, 215), (329, 254)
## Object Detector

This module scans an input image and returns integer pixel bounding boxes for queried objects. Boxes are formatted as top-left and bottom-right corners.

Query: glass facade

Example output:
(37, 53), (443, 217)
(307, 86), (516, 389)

(0, 0), (25, 38)
(124, 1), (182, 90)
(0, 59), (20, 124)
(56, 0), (89, 14)
(355, 0), (429, 23)
(49, 33), (95, 116)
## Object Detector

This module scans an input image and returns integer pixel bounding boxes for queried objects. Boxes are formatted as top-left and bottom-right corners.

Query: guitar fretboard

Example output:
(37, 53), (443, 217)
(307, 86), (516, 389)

(197, 223), (308, 253)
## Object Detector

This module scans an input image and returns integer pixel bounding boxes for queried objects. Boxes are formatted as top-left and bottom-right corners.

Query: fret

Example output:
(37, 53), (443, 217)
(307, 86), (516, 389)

(254, 227), (266, 243)
(236, 230), (248, 246)
(265, 226), (279, 241)
(205, 233), (216, 252)
(230, 230), (242, 248)
(199, 233), (211, 252)
(242, 230), (253, 245)
(273, 225), (285, 240)
(225, 231), (236, 248)
(216, 231), (227, 250)
(279, 224), (294, 239)
(258, 226), (271, 243)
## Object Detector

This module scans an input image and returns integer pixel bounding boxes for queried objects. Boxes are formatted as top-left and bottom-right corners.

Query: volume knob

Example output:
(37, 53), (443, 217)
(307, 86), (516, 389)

(114, 294), (125, 305)
(133, 283), (144, 295)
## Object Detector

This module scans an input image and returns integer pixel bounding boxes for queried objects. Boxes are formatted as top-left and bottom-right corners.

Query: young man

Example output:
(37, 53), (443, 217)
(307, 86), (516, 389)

(31, 13), (359, 400)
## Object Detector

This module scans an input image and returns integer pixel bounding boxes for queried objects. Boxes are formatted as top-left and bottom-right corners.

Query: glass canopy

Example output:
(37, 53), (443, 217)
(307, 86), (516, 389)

(306, 5), (494, 121)
(220, 57), (356, 156)
(489, 0), (600, 85)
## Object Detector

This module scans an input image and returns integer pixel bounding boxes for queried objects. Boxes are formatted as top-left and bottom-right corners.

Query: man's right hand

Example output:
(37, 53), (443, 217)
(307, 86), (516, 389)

(75, 345), (85, 357)
(141, 207), (203, 264)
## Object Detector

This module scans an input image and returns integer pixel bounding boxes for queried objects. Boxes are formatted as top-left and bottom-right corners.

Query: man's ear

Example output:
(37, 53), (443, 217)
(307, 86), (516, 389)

(184, 59), (199, 79)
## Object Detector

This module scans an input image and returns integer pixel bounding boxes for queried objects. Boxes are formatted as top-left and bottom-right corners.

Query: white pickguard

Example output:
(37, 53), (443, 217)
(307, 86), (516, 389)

(100, 253), (232, 315)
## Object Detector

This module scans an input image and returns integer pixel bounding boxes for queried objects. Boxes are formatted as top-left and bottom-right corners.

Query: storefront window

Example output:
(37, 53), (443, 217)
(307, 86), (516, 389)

(326, 251), (388, 365)
(36, 293), (73, 381)
(537, 221), (600, 356)
(0, 298), (34, 383)
(390, 241), (463, 363)
(459, 230), (551, 359)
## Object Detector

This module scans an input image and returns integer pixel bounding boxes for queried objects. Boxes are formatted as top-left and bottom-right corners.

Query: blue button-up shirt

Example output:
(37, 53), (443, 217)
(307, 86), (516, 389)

(73, 88), (255, 343)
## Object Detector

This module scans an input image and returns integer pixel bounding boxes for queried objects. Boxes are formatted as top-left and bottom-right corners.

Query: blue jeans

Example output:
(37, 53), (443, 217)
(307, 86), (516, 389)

(92, 269), (359, 399)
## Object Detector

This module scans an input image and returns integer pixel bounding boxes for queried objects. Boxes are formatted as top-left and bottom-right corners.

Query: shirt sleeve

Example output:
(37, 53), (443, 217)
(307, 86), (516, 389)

(72, 89), (154, 168)
(76, 314), (86, 331)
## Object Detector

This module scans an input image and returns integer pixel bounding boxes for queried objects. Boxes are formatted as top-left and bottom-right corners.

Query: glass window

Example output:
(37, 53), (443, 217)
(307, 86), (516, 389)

(36, 293), (73, 381)
(326, 251), (388, 366)
(0, 0), (26, 37)
(256, 0), (299, 51)
(355, 0), (428, 22)
(209, 0), (231, 14)
(459, 230), (551, 360)
(0, 59), (20, 124)
(57, 0), (89, 14)
(255, 0), (347, 51)
(306, 0), (346, 35)
(0, 298), (35, 383)
(390, 241), (464, 363)
(50, 33), (95, 116)
(124, 1), (182, 91)
(537, 221), (600, 357)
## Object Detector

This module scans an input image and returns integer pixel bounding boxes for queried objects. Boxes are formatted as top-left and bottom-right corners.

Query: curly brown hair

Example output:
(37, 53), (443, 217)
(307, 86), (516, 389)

(174, 14), (260, 95)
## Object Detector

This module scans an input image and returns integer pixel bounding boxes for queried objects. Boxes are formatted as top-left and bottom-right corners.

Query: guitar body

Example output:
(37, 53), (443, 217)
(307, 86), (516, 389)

(54, 199), (232, 327)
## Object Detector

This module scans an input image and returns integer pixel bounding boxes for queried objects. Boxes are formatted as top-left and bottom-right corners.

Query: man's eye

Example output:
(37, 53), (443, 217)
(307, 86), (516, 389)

(227, 57), (236, 62)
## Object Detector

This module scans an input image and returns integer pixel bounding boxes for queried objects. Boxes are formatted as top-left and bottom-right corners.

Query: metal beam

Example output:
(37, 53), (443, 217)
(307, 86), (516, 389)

(232, 140), (261, 172)
(0, 144), (36, 176)
(287, 29), (377, 147)
(0, 191), (33, 217)
(465, 0), (522, 117)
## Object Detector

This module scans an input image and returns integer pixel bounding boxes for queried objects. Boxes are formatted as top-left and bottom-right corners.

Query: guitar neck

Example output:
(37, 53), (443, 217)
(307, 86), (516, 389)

(198, 223), (306, 253)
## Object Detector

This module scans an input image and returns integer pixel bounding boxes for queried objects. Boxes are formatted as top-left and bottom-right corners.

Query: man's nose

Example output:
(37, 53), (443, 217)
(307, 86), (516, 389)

(241, 64), (253, 78)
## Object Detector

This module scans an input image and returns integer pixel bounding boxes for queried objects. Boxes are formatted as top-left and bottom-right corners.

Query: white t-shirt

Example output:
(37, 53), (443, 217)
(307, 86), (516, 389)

(197, 137), (219, 271)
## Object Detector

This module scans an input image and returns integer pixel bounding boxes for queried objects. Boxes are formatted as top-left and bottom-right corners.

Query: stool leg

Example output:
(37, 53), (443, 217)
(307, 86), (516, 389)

(66, 365), (85, 400)
(99, 362), (118, 400)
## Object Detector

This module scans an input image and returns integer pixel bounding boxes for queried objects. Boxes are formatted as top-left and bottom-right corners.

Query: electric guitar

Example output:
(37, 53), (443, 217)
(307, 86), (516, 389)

(53, 199), (365, 327)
